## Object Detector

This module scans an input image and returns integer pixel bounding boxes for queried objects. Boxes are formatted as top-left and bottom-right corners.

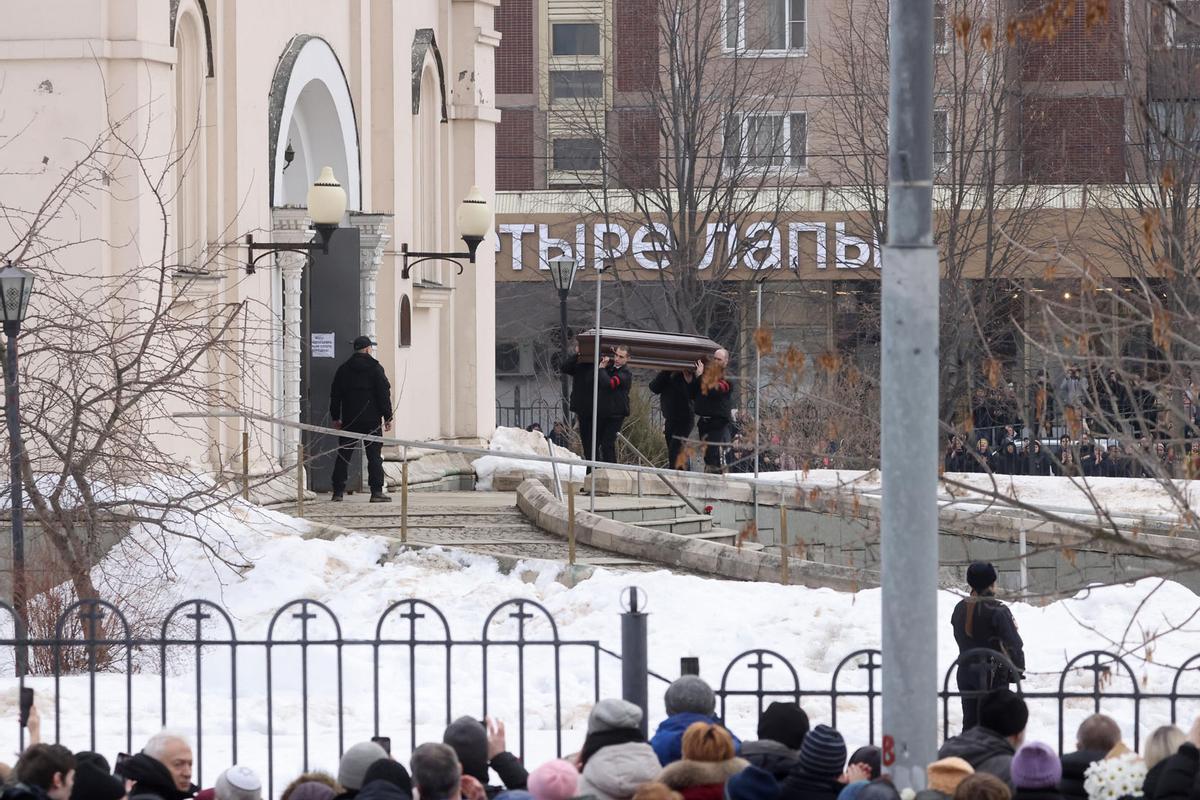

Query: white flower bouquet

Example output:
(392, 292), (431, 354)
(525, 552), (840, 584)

(1084, 753), (1147, 800)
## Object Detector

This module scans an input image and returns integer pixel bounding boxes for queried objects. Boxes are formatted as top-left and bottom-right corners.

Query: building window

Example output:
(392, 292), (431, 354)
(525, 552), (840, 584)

(728, 112), (807, 170)
(725, 0), (806, 52)
(552, 23), (601, 56)
(934, 0), (948, 50)
(549, 70), (604, 101)
(496, 342), (525, 375)
(553, 138), (603, 171)
(1148, 101), (1200, 160)
(399, 295), (412, 348)
(933, 109), (949, 167)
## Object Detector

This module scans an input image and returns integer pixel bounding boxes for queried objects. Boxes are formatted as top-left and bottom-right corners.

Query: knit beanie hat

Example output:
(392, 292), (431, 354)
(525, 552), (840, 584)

(1011, 742), (1061, 790)
(71, 754), (125, 800)
(725, 765), (780, 800)
(758, 703), (810, 750)
(838, 782), (871, 800)
(589, 698), (644, 733)
(926, 757), (974, 795)
(796, 724), (847, 779)
(216, 766), (263, 800)
(527, 760), (579, 800)
(362, 759), (413, 795)
(848, 747), (882, 781)
(338, 742), (390, 791)
(288, 783), (337, 800)
(967, 562), (998, 592)
(444, 717), (490, 784)
(665, 676), (716, 717)
(979, 690), (1029, 738)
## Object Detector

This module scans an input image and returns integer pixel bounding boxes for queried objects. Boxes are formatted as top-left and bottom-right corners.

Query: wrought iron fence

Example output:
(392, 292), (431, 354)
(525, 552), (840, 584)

(5, 594), (1200, 795)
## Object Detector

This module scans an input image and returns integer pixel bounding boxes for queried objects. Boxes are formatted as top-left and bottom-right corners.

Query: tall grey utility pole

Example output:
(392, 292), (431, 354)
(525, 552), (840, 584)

(880, 0), (939, 788)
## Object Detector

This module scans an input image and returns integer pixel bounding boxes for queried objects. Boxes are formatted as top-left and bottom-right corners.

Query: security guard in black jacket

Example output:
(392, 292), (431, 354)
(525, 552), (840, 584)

(951, 561), (1026, 732)
(329, 336), (394, 502)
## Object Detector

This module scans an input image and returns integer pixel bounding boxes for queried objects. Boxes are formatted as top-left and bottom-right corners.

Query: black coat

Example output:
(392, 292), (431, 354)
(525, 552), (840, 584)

(330, 352), (393, 431)
(650, 370), (696, 432)
(1026, 450), (1053, 476)
(1, 785), (51, 800)
(740, 740), (799, 783)
(1059, 750), (1106, 800)
(356, 781), (412, 800)
(778, 767), (842, 800)
(124, 754), (196, 800)
(1145, 757), (1169, 800)
(597, 364), (633, 418)
(561, 359), (595, 417)
(1152, 742), (1200, 800)
(951, 593), (1026, 686)
(1014, 788), (1065, 800)
(945, 449), (971, 473)
(692, 374), (736, 420)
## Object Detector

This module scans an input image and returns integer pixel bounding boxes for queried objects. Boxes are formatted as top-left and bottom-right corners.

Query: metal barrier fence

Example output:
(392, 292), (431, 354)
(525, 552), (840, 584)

(6, 594), (1200, 792)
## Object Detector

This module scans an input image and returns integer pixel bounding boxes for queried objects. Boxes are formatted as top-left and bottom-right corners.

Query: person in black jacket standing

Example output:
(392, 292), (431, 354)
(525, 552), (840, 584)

(650, 360), (700, 469)
(595, 345), (633, 464)
(951, 562), (1026, 732)
(329, 336), (394, 502)
(560, 343), (595, 461)
(692, 348), (736, 474)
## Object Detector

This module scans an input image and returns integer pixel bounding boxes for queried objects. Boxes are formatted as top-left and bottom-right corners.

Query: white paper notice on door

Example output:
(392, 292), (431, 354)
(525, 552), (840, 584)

(311, 332), (336, 358)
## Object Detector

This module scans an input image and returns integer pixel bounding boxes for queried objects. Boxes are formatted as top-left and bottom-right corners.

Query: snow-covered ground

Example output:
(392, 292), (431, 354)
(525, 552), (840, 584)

(1, 489), (1198, 792)
(472, 427), (586, 490)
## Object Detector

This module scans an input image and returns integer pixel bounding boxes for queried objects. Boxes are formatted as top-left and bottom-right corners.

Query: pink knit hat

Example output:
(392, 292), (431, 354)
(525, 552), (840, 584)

(527, 759), (580, 800)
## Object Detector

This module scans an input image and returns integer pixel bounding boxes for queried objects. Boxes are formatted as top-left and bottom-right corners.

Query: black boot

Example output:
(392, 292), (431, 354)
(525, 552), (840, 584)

(369, 492), (392, 503)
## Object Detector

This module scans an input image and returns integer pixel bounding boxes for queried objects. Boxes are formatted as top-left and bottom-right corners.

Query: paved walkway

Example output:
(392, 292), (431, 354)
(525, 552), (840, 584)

(279, 490), (668, 571)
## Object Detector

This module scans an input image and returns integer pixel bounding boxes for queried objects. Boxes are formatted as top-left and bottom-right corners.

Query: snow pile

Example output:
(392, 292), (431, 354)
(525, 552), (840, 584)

(1, 490), (1198, 785)
(754, 469), (1200, 522)
(472, 426), (585, 490)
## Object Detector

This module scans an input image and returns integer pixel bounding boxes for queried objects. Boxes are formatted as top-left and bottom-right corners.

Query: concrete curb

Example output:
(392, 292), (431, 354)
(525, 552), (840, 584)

(515, 479), (876, 589)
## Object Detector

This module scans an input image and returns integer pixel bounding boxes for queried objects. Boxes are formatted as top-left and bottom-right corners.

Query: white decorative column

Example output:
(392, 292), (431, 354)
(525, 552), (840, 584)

(348, 212), (393, 341)
(272, 206), (312, 467)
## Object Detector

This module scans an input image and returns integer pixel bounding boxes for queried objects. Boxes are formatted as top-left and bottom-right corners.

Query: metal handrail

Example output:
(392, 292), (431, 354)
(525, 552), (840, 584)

(615, 432), (703, 515)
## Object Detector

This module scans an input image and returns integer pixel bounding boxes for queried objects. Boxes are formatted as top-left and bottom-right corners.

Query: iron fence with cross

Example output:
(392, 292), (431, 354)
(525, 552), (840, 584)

(4, 593), (1200, 791)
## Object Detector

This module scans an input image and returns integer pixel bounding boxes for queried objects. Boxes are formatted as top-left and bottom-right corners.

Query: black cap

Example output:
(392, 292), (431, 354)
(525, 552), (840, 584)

(966, 562), (998, 592)
(353, 336), (377, 350)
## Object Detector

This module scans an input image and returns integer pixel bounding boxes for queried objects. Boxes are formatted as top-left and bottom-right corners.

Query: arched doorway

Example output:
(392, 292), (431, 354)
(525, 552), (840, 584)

(268, 36), (363, 489)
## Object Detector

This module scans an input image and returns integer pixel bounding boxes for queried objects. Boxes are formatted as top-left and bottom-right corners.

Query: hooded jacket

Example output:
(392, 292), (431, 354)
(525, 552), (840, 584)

(650, 713), (743, 767)
(936, 727), (1016, 787)
(124, 753), (197, 800)
(575, 742), (663, 800)
(330, 352), (393, 432)
(658, 757), (749, 800)
(740, 740), (800, 783)
(443, 717), (529, 799)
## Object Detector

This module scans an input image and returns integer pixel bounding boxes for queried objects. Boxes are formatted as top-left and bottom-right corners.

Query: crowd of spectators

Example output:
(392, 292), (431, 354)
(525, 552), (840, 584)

(6, 677), (1199, 800)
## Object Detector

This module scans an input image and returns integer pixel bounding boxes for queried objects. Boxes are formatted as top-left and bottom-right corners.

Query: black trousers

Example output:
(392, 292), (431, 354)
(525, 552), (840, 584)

(956, 663), (994, 732)
(697, 416), (732, 471)
(331, 427), (385, 494)
(665, 424), (693, 470)
(578, 415), (594, 461)
(597, 416), (624, 464)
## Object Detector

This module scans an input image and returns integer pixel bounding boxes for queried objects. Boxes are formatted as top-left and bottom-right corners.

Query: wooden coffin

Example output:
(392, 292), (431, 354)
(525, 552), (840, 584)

(576, 328), (721, 370)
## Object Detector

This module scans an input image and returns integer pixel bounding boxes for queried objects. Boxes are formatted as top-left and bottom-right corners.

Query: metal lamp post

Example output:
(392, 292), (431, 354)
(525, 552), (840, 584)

(0, 259), (34, 677)
(548, 256), (580, 424)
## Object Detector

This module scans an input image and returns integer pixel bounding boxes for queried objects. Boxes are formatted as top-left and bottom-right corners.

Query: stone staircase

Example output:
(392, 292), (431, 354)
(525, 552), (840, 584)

(570, 494), (762, 550)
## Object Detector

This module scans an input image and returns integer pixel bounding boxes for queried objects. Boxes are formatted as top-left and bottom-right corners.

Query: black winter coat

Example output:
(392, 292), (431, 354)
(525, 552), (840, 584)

(124, 754), (197, 800)
(951, 593), (1026, 685)
(937, 727), (1016, 786)
(1025, 449), (1052, 476)
(597, 364), (633, 418)
(561, 359), (595, 417)
(778, 766), (842, 800)
(1152, 742), (1200, 800)
(1014, 788), (1065, 800)
(1059, 750), (1106, 800)
(650, 370), (696, 432)
(356, 781), (412, 800)
(740, 740), (800, 783)
(1145, 757), (1169, 800)
(1, 784), (51, 800)
(692, 374), (736, 420)
(330, 353), (393, 431)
